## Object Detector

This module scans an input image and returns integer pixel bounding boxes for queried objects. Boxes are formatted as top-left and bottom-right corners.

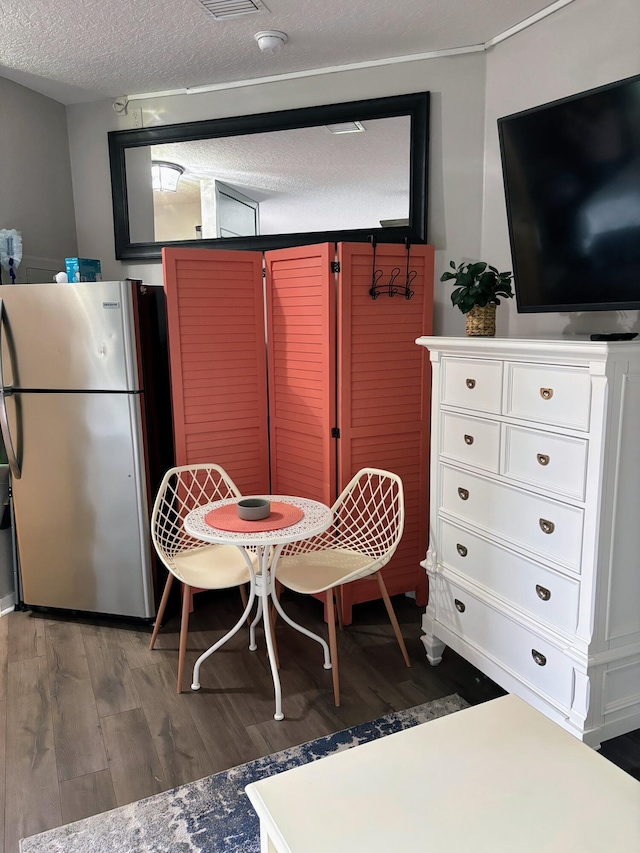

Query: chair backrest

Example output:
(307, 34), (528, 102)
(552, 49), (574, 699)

(283, 468), (404, 569)
(331, 468), (405, 565)
(151, 464), (241, 577)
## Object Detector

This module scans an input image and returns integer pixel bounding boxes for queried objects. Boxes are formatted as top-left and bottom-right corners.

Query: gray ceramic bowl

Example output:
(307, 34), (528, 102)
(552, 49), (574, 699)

(237, 497), (271, 521)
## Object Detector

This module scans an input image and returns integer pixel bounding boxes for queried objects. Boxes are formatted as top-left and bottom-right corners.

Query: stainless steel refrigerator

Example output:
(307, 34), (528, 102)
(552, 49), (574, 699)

(0, 280), (173, 619)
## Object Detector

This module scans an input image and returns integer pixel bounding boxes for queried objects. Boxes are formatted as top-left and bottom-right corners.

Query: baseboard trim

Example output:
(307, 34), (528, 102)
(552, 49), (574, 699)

(0, 592), (16, 616)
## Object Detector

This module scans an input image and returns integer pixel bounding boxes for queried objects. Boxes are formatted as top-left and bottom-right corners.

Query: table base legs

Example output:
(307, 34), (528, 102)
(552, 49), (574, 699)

(261, 566), (284, 720)
(191, 576), (257, 691)
(249, 597), (262, 651)
(270, 587), (331, 670)
(190, 544), (332, 721)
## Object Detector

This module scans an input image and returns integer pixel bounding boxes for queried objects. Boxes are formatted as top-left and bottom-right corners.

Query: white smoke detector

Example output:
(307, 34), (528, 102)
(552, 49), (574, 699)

(254, 31), (288, 55)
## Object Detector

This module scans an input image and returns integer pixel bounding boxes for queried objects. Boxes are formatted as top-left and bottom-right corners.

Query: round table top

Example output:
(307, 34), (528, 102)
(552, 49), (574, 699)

(184, 495), (333, 546)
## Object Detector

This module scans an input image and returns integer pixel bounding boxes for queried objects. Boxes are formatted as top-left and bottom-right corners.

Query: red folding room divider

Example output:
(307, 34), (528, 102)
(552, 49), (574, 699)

(162, 247), (270, 496)
(266, 242), (434, 623)
(164, 242), (434, 623)
(264, 244), (336, 507)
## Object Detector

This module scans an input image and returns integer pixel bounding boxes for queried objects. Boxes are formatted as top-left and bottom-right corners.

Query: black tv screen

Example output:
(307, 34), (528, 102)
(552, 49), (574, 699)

(498, 74), (640, 313)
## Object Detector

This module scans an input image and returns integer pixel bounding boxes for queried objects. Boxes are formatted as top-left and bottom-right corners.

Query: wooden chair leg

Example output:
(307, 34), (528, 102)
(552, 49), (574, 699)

(269, 580), (282, 630)
(336, 586), (344, 631)
(149, 572), (174, 650)
(177, 583), (191, 693)
(375, 572), (411, 668)
(326, 589), (340, 706)
(270, 599), (279, 629)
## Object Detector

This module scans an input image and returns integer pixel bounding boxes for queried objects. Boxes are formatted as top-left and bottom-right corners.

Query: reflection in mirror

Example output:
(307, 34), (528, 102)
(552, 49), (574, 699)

(109, 93), (429, 260)
(125, 117), (411, 244)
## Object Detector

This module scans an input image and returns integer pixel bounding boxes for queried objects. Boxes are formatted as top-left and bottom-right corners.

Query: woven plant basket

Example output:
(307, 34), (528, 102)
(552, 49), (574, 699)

(466, 303), (496, 336)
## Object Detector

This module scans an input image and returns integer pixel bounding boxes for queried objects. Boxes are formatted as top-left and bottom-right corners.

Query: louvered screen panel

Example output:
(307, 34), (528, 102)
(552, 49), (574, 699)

(265, 245), (336, 505)
(163, 247), (269, 496)
(336, 242), (434, 620)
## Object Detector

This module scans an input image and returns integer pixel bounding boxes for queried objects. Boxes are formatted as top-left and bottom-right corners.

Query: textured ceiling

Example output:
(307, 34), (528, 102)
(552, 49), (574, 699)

(149, 116), (410, 195)
(0, 0), (565, 104)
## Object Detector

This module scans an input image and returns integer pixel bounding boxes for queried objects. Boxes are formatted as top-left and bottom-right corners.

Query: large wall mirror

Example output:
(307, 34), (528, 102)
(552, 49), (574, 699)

(108, 92), (430, 260)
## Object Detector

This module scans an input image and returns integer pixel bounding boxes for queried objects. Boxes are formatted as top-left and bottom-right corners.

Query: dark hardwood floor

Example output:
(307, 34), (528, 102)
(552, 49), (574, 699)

(1, 590), (638, 852)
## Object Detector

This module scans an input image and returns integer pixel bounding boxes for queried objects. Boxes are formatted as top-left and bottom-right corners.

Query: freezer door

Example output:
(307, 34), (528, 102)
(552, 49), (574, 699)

(0, 281), (140, 391)
(9, 390), (154, 618)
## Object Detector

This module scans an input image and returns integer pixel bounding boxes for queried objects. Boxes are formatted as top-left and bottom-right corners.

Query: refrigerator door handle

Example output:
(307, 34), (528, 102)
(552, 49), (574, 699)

(0, 299), (21, 479)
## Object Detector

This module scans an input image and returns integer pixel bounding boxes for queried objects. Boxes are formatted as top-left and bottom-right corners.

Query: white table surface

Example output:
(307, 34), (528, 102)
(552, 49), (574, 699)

(245, 694), (640, 852)
(183, 495), (333, 546)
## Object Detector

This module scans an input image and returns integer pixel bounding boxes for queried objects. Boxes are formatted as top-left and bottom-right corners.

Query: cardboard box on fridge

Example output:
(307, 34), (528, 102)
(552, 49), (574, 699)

(65, 258), (102, 282)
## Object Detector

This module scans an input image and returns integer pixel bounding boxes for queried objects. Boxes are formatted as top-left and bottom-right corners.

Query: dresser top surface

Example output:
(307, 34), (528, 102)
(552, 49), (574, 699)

(416, 335), (640, 363)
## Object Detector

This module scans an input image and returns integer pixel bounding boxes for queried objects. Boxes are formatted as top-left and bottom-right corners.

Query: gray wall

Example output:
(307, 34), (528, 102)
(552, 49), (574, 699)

(0, 76), (77, 272)
(0, 78), (78, 608)
(66, 54), (487, 338)
(481, 0), (640, 336)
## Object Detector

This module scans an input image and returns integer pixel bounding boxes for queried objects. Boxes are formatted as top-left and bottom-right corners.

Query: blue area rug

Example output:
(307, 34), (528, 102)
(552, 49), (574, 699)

(21, 694), (467, 853)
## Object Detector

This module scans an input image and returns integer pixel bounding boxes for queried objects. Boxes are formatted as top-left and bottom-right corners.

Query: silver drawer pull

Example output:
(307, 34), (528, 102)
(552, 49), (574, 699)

(536, 584), (551, 601)
(539, 518), (555, 535)
(466, 378), (476, 389)
(537, 453), (550, 466)
(540, 387), (554, 400)
(458, 487), (469, 501)
(531, 649), (547, 667)
(454, 599), (466, 613)
(464, 434), (474, 445)
(456, 543), (468, 558)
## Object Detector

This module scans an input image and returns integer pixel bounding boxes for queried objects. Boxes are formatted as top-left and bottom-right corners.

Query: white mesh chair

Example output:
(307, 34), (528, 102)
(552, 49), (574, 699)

(149, 463), (253, 692)
(275, 468), (410, 707)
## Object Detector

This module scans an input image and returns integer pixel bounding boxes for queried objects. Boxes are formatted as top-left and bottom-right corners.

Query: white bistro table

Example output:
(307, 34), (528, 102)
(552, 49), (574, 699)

(246, 694), (640, 852)
(184, 495), (333, 721)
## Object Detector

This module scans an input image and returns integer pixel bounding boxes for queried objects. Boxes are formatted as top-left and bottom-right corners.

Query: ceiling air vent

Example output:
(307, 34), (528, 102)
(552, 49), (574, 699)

(325, 122), (366, 134)
(195, 0), (269, 19)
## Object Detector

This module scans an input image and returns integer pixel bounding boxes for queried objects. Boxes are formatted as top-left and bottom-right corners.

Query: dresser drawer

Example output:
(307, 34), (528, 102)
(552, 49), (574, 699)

(438, 578), (574, 710)
(441, 466), (584, 572)
(505, 362), (591, 430)
(441, 357), (502, 414)
(441, 412), (500, 473)
(439, 520), (580, 634)
(503, 425), (588, 501)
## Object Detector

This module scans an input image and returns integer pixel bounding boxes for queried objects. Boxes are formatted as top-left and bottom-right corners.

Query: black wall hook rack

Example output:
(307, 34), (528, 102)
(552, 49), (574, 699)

(369, 236), (416, 300)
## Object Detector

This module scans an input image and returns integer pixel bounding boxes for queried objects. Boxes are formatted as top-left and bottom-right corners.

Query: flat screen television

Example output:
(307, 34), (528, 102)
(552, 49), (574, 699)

(498, 73), (640, 313)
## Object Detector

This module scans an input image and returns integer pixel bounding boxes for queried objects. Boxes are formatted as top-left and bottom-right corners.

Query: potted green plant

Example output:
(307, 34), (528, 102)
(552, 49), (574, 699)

(441, 260), (514, 336)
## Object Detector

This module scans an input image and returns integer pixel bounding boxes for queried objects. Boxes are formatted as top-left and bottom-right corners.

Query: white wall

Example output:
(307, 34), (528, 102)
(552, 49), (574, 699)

(482, 0), (640, 337)
(0, 76), (77, 275)
(154, 201), (201, 242)
(66, 54), (487, 336)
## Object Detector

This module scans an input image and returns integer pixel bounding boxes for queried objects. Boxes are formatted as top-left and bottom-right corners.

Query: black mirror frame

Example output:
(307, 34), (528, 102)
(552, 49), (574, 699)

(108, 91), (430, 261)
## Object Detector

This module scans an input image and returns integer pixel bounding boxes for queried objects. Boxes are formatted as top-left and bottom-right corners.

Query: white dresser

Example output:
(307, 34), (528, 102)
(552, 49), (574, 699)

(416, 336), (640, 746)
